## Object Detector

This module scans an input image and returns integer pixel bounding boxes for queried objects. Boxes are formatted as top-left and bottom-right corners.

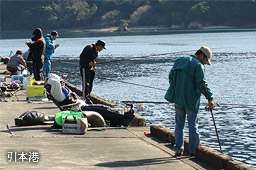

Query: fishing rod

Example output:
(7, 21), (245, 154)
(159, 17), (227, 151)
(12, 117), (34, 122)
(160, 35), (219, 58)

(121, 101), (170, 104)
(52, 70), (255, 115)
(97, 77), (167, 91)
(205, 87), (222, 153)
(51, 52), (173, 65)
(52, 70), (256, 109)
(51, 47), (225, 65)
(51, 59), (79, 63)
(51, 70), (166, 91)
(121, 100), (256, 107)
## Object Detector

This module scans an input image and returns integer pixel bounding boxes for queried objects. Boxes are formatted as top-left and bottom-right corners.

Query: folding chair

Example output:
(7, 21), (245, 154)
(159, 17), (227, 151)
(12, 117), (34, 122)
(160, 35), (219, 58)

(45, 90), (84, 112)
(0, 86), (20, 102)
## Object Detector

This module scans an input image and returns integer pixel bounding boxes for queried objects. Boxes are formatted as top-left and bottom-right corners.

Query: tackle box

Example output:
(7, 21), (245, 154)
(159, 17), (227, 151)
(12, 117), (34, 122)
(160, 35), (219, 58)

(26, 85), (46, 100)
(12, 75), (24, 83)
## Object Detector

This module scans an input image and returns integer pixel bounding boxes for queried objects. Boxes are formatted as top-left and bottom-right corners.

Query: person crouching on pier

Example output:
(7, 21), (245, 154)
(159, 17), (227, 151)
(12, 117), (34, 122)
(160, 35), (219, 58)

(7, 50), (27, 75)
(164, 46), (215, 157)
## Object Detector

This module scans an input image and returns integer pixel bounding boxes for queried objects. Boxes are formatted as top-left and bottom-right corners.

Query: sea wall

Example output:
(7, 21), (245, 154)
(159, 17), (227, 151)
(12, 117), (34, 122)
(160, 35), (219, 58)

(150, 125), (255, 170)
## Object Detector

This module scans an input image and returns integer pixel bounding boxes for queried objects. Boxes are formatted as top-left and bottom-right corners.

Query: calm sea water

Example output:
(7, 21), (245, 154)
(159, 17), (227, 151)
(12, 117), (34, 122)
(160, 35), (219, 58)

(1, 31), (256, 167)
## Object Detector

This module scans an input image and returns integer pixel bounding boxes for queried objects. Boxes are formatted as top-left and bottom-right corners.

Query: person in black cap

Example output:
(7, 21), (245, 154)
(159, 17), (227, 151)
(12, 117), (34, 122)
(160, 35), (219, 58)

(43, 31), (60, 78)
(25, 28), (45, 81)
(79, 40), (106, 104)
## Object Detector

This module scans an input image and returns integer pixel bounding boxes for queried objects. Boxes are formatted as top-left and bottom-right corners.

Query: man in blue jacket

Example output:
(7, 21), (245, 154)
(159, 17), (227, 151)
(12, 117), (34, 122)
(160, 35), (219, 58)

(43, 31), (60, 78)
(164, 46), (215, 156)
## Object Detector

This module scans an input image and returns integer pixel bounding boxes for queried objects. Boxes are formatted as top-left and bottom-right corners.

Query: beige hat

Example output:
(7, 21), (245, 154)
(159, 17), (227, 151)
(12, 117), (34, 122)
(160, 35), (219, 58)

(199, 46), (212, 65)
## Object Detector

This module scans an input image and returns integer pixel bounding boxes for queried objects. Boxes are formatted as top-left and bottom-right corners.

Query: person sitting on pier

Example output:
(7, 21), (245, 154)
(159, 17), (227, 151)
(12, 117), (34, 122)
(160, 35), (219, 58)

(6, 50), (27, 75)
(44, 74), (135, 127)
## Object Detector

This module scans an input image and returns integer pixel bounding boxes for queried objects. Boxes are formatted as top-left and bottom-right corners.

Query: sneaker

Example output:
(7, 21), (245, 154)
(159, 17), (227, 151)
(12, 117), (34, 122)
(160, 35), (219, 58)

(189, 151), (196, 157)
(85, 97), (93, 104)
(123, 109), (135, 126)
(175, 151), (182, 156)
(124, 108), (134, 117)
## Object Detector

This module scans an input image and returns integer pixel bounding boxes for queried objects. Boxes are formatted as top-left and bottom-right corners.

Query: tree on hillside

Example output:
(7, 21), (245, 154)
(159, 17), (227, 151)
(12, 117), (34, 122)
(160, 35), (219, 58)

(130, 5), (151, 26)
(44, 0), (97, 28)
(101, 10), (121, 27)
(1, 0), (256, 32)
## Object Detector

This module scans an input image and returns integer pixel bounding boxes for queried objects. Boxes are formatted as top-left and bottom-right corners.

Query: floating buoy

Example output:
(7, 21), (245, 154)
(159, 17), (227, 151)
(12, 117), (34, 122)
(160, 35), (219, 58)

(62, 74), (68, 78)
(136, 105), (145, 111)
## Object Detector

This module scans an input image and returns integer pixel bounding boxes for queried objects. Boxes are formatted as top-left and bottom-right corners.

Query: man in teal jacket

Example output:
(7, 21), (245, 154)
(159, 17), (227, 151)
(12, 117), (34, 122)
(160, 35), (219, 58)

(164, 46), (215, 156)
(43, 31), (60, 78)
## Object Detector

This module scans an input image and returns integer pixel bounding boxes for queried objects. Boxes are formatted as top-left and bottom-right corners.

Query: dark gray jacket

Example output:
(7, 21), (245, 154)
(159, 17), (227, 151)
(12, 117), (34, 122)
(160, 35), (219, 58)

(7, 54), (26, 69)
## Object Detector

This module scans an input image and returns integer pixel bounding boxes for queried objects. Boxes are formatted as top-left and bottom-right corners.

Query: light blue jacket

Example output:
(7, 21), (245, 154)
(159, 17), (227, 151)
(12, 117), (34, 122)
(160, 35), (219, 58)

(44, 34), (56, 57)
(164, 55), (214, 112)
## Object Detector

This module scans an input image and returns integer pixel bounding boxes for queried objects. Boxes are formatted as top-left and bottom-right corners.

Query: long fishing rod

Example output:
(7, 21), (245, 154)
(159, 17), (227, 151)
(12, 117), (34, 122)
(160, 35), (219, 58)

(52, 70), (255, 115)
(51, 52), (173, 65)
(120, 100), (256, 107)
(121, 101), (170, 104)
(205, 87), (222, 153)
(51, 70), (166, 91)
(51, 47), (225, 65)
(97, 77), (167, 91)
(51, 59), (79, 63)
(52, 70), (256, 109)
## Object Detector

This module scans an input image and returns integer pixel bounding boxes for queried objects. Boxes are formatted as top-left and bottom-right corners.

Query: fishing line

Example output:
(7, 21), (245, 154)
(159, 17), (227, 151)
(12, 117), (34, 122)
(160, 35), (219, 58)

(97, 77), (167, 91)
(52, 70), (167, 92)
(51, 46), (251, 121)
(51, 47), (226, 65)
(52, 70), (256, 116)
(212, 92), (248, 122)
(51, 52), (172, 65)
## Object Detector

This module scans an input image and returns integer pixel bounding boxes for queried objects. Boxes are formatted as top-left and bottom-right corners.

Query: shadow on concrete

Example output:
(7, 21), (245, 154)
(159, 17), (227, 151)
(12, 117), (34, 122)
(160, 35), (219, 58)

(145, 134), (171, 144)
(141, 134), (215, 169)
(0, 125), (52, 134)
(95, 156), (182, 168)
(33, 107), (57, 110)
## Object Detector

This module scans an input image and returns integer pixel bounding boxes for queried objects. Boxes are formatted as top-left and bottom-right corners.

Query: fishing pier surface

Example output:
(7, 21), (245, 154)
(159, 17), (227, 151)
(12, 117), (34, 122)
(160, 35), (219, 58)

(0, 65), (254, 170)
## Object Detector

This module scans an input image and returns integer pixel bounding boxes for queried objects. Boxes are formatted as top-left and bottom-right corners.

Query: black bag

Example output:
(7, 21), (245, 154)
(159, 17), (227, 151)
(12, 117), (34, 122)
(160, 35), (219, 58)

(59, 92), (78, 106)
(15, 111), (45, 126)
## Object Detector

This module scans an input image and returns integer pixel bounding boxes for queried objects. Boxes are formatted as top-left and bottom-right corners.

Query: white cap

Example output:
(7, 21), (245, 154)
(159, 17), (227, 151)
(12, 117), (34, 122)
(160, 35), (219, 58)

(199, 46), (212, 65)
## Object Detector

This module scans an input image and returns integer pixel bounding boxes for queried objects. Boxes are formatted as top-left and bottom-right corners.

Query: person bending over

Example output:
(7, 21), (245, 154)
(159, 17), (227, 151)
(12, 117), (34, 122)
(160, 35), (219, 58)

(79, 40), (106, 104)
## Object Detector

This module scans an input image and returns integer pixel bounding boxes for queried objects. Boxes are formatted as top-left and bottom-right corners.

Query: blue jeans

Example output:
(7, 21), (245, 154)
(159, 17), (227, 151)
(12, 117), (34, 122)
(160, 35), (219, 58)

(174, 104), (199, 152)
(43, 54), (52, 79)
(43, 61), (51, 79)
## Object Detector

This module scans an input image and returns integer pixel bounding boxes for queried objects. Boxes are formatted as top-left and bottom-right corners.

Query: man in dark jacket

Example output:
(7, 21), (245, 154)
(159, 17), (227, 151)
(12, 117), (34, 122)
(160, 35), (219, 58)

(79, 40), (106, 104)
(25, 28), (45, 81)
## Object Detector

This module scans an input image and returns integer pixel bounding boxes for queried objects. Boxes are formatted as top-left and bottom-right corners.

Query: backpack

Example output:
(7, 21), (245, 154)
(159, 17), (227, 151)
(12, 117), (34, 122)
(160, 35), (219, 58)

(15, 111), (45, 126)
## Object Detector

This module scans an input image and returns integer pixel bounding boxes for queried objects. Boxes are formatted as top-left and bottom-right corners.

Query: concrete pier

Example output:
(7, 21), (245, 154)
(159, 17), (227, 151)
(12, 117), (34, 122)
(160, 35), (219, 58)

(0, 64), (254, 170)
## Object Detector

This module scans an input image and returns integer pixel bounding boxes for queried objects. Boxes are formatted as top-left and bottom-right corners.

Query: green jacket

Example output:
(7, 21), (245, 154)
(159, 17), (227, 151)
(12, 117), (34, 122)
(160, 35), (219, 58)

(164, 55), (213, 112)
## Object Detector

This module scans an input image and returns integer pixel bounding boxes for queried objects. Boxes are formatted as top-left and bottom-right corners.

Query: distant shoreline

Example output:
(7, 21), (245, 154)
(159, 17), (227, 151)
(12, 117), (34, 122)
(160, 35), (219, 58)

(1, 26), (256, 39)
